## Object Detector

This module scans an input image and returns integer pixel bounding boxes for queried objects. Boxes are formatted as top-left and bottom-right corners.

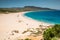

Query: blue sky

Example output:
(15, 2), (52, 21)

(0, 0), (60, 10)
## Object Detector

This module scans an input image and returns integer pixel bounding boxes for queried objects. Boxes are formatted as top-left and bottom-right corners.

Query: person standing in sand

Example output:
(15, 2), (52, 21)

(17, 14), (19, 17)
(17, 14), (22, 23)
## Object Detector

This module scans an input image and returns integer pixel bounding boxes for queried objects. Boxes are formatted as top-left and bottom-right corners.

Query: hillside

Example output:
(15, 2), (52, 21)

(0, 6), (55, 13)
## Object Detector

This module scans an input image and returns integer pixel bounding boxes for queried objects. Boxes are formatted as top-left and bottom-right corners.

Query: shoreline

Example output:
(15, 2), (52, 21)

(22, 11), (54, 25)
(0, 11), (53, 40)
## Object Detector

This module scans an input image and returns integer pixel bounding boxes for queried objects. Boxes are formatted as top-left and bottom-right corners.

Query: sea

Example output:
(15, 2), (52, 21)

(24, 10), (60, 24)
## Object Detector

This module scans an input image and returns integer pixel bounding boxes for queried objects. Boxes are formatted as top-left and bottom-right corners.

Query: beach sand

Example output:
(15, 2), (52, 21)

(0, 12), (52, 40)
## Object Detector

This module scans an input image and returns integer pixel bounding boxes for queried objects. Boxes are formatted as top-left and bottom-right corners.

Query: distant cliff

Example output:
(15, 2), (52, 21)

(0, 6), (55, 13)
(24, 6), (53, 10)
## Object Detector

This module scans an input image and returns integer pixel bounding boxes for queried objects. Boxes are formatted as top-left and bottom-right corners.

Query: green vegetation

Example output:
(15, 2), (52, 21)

(25, 38), (31, 40)
(17, 38), (31, 40)
(0, 8), (21, 13)
(43, 24), (60, 40)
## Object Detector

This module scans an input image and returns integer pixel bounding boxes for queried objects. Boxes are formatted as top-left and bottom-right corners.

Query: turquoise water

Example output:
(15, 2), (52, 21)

(24, 10), (60, 24)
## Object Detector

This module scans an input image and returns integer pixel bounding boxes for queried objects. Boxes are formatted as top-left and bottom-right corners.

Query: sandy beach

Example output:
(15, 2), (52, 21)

(0, 12), (52, 40)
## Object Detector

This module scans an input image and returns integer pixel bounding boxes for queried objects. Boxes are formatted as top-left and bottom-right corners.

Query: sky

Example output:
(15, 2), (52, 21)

(0, 0), (60, 10)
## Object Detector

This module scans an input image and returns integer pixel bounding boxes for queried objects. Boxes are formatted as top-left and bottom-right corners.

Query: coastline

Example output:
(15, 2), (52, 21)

(23, 11), (54, 25)
(0, 12), (53, 40)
